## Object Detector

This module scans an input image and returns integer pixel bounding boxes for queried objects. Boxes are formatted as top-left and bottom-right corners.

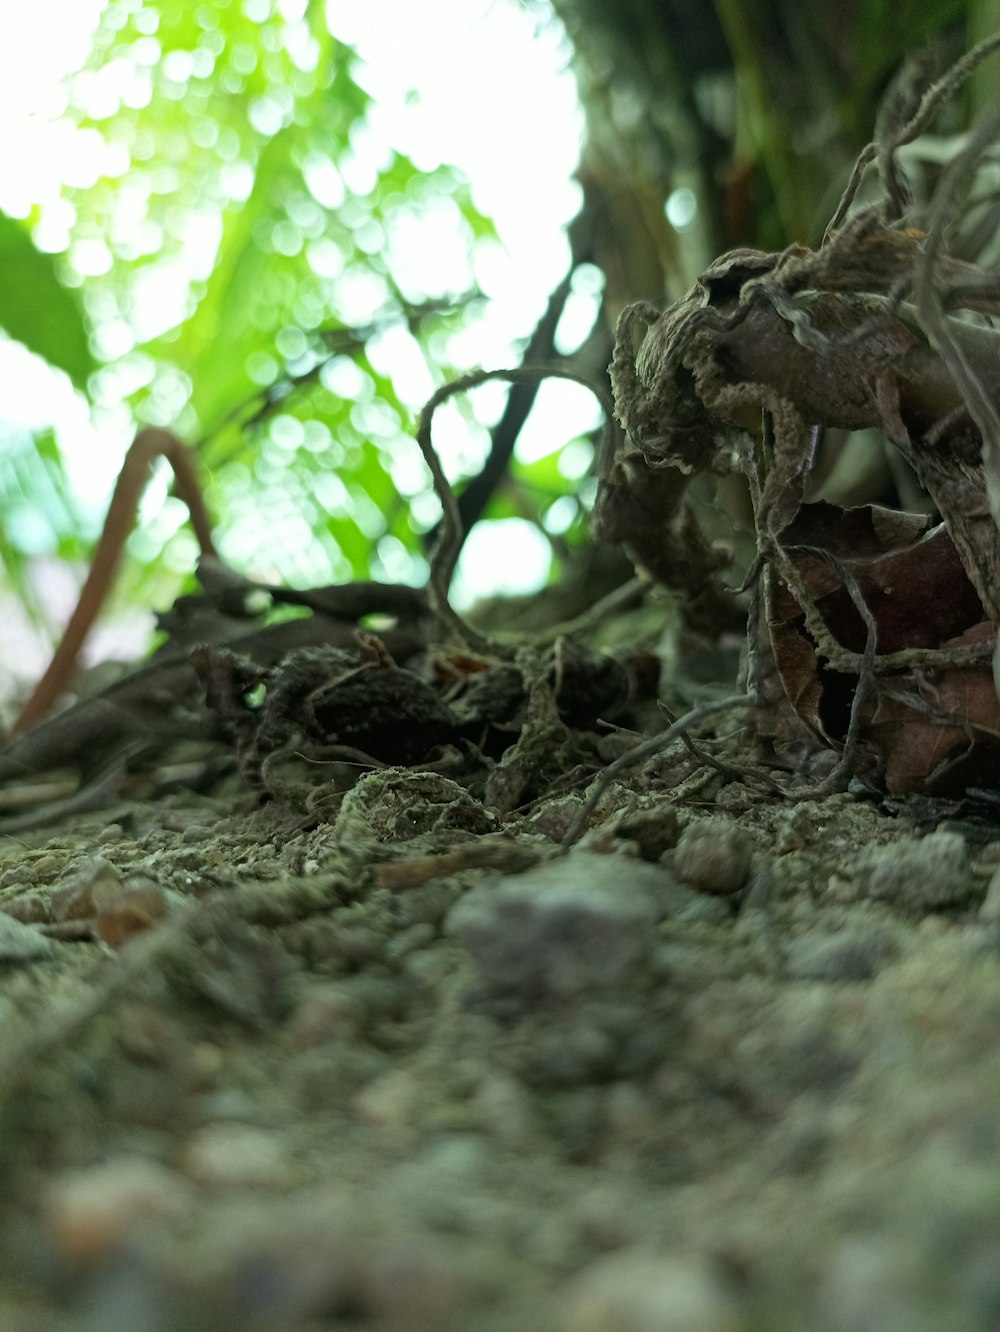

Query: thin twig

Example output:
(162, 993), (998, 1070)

(415, 367), (616, 652)
(825, 145), (877, 241)
(916, 113), (1000, 537)
(890, 33), (1000, 155)
(523, 574), (649, 644)
(560, 692), (756, 850)
(13, 429), (216, 735)
(825, 32), (1000, 240)
(783, 545), (878, 795)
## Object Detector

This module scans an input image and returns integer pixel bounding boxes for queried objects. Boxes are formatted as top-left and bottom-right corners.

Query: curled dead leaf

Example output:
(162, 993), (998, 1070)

(769, 502), (1000, 794)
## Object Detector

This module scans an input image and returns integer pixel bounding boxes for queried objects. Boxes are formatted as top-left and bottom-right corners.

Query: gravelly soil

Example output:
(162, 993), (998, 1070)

(1, 757), (999, 1332)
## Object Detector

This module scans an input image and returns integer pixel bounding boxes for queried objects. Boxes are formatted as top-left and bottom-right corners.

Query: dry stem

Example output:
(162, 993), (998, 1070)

(13, 429), (216, 735)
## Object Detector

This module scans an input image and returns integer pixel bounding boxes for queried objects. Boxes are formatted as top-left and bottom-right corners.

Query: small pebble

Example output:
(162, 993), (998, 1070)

(51, 857), (123, 921)
(525, 795), (589, 843)
(0, 913), (53, 963)
(471, 1073), (537, 1148)
(0, 864), (33, 889)
(287, 983), (365, 1048)
(785, 930), (896, 982)
(179, 1122), (299, 1190)
(363, 1233), (464, 1326)
(447, 853), (660, 1003)
(971, 840), (1000, 871)
(384, 922), (436, 962)
(1, 894), (50, 924)
(813, 1234), (931, 1332)
(852, 831), (970, 910)
(45, 1157), (193, 1264)
(117, 1003), (183, 1065)
(339, 770), (494, 842)
(572, 1186), (639, 1252)
(604, 804), (679, 862)
(352, 1067), (422, 1130)
(979, 866), (1000, 922)
(97, 882), (173, 949)
(603, 1081), (661, 1147)
(559, 1249), (741, 1332)
(672, 820), (752, 896)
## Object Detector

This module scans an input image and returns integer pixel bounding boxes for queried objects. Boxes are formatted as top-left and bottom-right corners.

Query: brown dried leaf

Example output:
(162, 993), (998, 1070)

(769, 502), (1000, 793)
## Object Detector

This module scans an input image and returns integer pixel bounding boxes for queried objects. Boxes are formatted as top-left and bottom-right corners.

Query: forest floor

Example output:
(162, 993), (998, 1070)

(2, 599), (1000, 1332)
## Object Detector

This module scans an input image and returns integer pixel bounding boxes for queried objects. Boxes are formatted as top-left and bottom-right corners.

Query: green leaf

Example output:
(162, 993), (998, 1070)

(171, 130), (297, 434)
(0, 211), (94, 391)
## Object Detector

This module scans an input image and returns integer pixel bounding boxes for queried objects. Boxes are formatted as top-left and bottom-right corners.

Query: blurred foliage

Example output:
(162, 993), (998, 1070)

(0, 212), (94, 390)
(67, 0), (503, 590)
(553, 0), (993, 302)
(0, 427), (85, 625)
(3, 0), (580, 638)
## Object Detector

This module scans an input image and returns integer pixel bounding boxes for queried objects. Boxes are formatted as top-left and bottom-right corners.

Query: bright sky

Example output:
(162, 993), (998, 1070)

(0, 0), (599, 667)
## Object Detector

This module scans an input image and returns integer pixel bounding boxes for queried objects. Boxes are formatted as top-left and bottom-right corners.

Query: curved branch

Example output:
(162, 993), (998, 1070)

(13, 429), (215, 735)
(415, 366), (616, 651)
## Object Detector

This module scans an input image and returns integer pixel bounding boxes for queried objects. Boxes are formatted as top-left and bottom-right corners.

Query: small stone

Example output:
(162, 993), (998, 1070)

(96, 882), (173, 949)
(672, 820), (752, 896)
(1, 894), (50, 924)
(603, 804), (679, 862)
(364, 1233), (464, 1326)
(559, 1249), (741, 1332)
(525, 795), (589, 843)
(352, 1067), (422, 1129)
(471, 1073), (537, 1147)
(117, 1003), (183, 1065)
(813, 1234), (930, 1332)
(603, 1081), (660, 1147)
(573, 1186), (639, 1252)
(785, 929), (896, 981)
(339, 769), (494, 842)
(674, 894), (732, 925)
(287, 983), (365, 1048)
(528, 1021), (620, 1087)
(384, 922), (436, 962)
(397, 882), (459, 929)
(0, 864), (33, 889)
(97, 823), (124, 843)
(45, 1157), (193, 1264)
(285, 919), (384, 970)
(979, 866), (1000, 921)
(447, 853), (662, 1004)
(52, 856), (123, 921)
(971, 840), (1000, 872)
(0, 913), (53, 963)
(403, 947), (453, 986)
(173, 919), (297, 1027)
(852, 831), (970, 910)
(179, 1122), (299, 1190)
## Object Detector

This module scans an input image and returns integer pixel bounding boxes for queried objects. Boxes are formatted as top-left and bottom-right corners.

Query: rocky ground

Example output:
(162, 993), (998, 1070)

(1, 721), (1000, 1332)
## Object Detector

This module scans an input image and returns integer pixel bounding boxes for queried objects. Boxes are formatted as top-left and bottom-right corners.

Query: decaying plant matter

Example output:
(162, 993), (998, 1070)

(6, 36), (1000, 831)
(596, 32), (1000, 798)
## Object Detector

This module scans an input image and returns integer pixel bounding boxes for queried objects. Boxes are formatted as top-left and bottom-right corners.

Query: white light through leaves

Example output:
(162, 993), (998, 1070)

(665, 186), (697, 230)
(0, 0), (587, 677)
